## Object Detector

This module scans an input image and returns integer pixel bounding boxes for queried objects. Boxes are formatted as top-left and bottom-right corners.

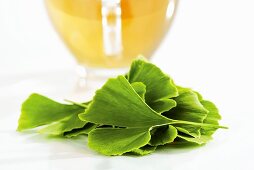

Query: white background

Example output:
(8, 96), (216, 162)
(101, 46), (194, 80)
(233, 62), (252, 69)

(0, 0), (254, 169)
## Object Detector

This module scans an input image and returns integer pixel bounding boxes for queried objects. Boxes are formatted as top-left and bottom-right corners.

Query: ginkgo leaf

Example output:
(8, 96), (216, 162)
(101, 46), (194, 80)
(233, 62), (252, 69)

(164, 90), (208, 137)
(131, 82), (146, 100)
(127, 59), (178, 112)
(149, 125), (178, 146)
(178, 134), (212, 145)
(17, 93), (85, 131)
(168, 91), (223, 144)
(130, 145), (157, 155)
(88, 127), (151, 156)
(151, 99), (177, 114)
(64, 123), (97, 138)
(200, 100), (221, 136)
(79, 76), (172, 128)
(38, 114), (87, 136)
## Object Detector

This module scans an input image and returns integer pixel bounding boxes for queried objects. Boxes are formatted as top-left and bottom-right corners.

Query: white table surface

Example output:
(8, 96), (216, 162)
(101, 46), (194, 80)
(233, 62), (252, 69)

(1, 0), (254, 169)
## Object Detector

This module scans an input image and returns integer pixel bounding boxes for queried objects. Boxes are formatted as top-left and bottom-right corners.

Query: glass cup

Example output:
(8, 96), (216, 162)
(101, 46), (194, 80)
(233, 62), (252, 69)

(45, 0), (178, 88)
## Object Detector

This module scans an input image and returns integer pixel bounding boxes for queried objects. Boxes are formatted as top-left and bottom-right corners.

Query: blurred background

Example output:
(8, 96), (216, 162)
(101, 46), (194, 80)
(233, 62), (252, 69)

(0, 0), (254, 169)
(1, 0), (253, 108)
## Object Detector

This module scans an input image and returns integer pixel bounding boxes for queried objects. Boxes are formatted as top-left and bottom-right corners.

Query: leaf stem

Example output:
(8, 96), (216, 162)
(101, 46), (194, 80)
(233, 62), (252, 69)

(169, 120), (228, 129)
(64, 99), (88, 108)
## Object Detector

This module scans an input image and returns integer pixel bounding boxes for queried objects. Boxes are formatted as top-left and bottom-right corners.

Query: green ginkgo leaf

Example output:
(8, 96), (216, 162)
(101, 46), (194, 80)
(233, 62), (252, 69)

(79, 76), (172, 128)
(127, 59), (178, 112)
(88, 127), (151, 156)
(164, 90), (208, 137)
(131, 82), (146, 100)
(166, 89), (223, 144)
(149, 125), (178, 146)
(64, 123), (97, 138)
(151, 99), (177, 114)
(38, 113), (87, 136)
(17, 94), (86, 135)
(131, 145), (157, 155)
(200, 100), (221, 136)
(177, 134), (212, 145)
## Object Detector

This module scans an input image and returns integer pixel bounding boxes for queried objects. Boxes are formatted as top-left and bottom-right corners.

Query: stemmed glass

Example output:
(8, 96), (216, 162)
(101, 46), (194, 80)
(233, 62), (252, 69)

(45, 0), (178, 93)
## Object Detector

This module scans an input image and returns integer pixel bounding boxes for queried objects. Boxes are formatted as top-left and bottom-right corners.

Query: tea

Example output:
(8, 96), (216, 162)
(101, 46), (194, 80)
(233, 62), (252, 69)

(46, 0), (173, 68)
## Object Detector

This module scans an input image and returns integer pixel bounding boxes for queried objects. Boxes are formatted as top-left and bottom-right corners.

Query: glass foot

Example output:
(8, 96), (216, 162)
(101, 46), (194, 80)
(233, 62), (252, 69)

(71, 65), (128, 101)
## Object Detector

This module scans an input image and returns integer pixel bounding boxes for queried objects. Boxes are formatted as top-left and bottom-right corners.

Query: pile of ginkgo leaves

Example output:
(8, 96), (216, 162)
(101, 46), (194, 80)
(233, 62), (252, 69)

(17, 59), (226, 156)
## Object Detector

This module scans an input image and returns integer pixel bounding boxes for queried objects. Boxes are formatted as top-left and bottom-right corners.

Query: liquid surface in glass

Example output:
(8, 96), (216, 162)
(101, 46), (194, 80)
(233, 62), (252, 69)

(46, 0), (173, 68)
